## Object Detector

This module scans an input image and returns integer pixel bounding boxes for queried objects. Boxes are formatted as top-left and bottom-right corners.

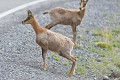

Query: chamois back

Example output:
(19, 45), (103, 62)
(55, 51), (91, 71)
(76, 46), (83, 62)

(36, 30), (74, 53)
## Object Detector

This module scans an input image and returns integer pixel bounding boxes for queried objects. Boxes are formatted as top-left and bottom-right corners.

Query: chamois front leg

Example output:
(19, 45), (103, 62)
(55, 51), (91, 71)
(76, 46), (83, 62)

(45, 20), (60, 29)
(71, 25), (77, 45)
(42, 48), (48, 70)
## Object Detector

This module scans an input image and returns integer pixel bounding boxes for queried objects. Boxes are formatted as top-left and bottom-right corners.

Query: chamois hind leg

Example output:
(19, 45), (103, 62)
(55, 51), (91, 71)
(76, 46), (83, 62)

(45, 20), (60, 29)
(71, 26), (77, 45)
(68, 55), (77, 77)
(41, 48), (48, 70)
(60, 52), (77, 77)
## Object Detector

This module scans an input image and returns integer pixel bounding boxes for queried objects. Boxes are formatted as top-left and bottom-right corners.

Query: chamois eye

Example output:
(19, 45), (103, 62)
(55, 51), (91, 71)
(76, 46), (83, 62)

(28, 16), (30, 19)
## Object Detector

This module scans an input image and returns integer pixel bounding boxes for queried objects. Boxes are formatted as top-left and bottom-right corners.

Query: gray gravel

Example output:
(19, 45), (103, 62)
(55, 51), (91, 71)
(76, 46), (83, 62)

(0, 0), (38, 13)
(0, 0), (120, 80)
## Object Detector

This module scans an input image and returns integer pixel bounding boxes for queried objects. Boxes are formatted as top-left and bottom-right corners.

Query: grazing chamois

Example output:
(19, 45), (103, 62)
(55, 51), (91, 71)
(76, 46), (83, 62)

(22, 10), (76, 77)
(43, 0), (88, 44)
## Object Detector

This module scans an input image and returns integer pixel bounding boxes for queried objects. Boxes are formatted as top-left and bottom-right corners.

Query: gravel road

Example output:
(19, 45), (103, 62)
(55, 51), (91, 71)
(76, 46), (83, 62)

(0, 0), (120, 80)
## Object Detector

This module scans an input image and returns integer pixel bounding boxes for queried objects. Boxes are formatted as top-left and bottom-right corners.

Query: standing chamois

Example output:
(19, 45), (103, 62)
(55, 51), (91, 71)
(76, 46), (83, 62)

(43, 0), (88, 44)
(22, 10), (76, 77)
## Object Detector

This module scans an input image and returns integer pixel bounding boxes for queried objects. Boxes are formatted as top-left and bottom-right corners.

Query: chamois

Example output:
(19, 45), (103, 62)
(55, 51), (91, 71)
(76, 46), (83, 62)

(22, 10), (76, 77)
(43, 0), (88, 44)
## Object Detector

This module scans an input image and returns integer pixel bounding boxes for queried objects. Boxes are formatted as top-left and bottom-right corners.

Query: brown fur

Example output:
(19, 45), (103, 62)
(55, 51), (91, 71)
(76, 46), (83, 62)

(22, 10), (76, 77)
(43, 0), (88, 44)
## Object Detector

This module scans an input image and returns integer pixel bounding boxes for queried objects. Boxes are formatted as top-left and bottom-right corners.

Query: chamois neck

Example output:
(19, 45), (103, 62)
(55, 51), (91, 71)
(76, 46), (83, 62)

(31, 17), (46, 35)
(79, 8), (86, 19)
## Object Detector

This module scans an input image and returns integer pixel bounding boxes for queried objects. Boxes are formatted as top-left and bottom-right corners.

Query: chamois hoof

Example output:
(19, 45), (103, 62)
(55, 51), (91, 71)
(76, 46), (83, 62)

(41, 64), (48, 71)
(73, 42), (77, 48)
(68, 72), (75, 77)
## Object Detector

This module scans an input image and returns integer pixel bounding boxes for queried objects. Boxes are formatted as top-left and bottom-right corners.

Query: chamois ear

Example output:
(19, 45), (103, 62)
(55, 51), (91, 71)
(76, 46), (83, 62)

(80, 0), (83, 5)
(27, 10), (33, 16)
(86, 0), (88, 3)
(81, 0), (83, 2)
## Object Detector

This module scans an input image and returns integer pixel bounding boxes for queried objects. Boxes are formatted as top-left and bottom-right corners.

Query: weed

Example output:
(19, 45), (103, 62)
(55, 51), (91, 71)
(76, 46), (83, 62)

(85, 29), (90, 34)
(92, 28), (103, 36)
(112, 27), (120, 35)
(63, 62), (69, 66)
(110, 55), (120, 68)
(88, 47), (96, 53)
(87, 27), (120, 77)
(75, 44), (82, 49)
(76, 55), (80, 59)
(51, 52), (61, 61)
(109, 14), (115, 22)
(96, 42), (113, 50)
(77, 35), (84, 40)
(112, 41), (120, 48)
(76, 62), (87, 75)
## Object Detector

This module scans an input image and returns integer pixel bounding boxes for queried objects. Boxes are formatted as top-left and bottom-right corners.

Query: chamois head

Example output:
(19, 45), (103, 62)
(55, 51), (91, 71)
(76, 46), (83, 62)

(22, 10), (34, 24)
(79, 0), (88, 10)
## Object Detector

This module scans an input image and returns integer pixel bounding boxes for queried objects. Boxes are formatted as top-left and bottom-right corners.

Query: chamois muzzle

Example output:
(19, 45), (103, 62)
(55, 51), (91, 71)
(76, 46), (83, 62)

(22, 21), (25, 24)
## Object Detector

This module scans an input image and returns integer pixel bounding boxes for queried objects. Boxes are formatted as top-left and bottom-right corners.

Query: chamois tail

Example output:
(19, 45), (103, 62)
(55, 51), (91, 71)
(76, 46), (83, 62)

(43, 11), (48, 15)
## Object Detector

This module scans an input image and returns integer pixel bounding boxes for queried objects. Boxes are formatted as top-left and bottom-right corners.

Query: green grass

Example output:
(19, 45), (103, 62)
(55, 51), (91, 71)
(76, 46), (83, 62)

(63, 62), (69, 66)
(89, 58), (112, 75)
(75, 44), (82, 49)
(92, 27), (113, 39)
(110, 55), (120, 68)
(51, 52), (61, 61)
(112, 27), (120, 35)
(51, 53), (71, 66)
(109, 14), (115, 22)
(86, 27), (120, 77)
(52, 27), (120, 78)
(92, 28), (103, 36)
(77, 35), (84, 40)
(85, 29), (90, 34)
(96, 42), (113, 50)
(76, 62), (87, 75)
(112, 41), (120, 48)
